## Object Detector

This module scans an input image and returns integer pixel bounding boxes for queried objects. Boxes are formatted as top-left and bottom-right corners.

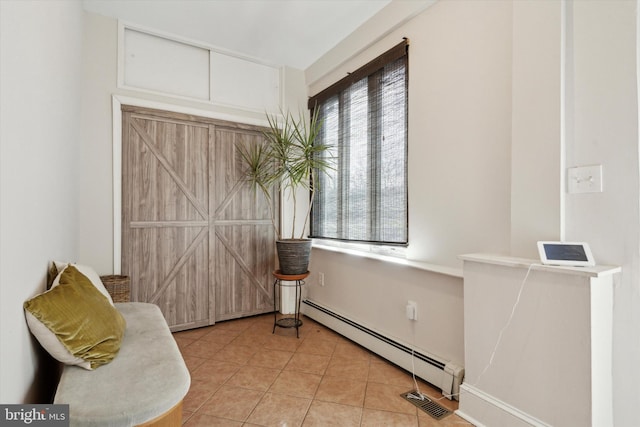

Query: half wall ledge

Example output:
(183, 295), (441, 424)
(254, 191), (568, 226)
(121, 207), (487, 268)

(457, 252), (620, 427)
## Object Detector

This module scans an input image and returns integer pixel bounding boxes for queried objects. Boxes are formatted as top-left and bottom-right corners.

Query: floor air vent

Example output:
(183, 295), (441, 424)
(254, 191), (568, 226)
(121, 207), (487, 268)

(401, 391), (452, 420)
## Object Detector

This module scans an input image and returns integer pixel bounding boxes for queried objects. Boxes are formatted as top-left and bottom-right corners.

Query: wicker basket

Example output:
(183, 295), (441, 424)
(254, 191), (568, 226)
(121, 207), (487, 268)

(99, 275), (130, 303)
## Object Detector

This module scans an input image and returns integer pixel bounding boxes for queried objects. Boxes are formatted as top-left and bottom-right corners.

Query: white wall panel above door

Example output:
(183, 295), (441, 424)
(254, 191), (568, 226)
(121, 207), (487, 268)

(119, 23), (281, 112)
(122, 28), (211, 100)
(211, 51), (280, 113)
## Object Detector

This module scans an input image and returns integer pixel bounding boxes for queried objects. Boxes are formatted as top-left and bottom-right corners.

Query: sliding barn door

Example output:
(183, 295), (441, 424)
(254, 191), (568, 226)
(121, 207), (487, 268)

(212, 126), (278, 321)
(121, 106), (277, 330)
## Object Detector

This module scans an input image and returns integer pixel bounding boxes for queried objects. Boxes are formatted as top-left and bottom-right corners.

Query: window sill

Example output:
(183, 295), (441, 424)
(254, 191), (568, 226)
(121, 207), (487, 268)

(312, 243), (463, 278)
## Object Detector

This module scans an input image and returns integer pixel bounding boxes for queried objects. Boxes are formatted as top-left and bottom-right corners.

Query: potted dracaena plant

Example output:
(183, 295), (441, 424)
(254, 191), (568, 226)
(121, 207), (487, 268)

(237, 108), (333, 275)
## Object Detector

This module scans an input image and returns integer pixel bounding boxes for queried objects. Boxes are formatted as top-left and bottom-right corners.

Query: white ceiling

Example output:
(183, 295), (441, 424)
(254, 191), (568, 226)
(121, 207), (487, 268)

(82, 0), (392, 70)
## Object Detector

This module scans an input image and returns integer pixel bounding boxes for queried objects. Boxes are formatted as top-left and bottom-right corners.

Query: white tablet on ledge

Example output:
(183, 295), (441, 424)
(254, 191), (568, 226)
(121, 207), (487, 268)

(537, 241), (596, 267)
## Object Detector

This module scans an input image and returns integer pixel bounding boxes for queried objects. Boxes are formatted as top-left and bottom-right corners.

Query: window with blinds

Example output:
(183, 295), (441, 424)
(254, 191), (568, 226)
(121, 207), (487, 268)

(309, 40), (408, 245)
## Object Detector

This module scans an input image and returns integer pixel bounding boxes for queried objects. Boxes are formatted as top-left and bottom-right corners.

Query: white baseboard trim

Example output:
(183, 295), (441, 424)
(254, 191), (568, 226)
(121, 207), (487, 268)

(454, 409), (486, 427)
(457, 383), (552, 427)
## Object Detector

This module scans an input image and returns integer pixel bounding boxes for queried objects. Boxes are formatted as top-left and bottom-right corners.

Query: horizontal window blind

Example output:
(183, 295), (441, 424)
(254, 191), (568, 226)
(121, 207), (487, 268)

(310, 41), (408, 245)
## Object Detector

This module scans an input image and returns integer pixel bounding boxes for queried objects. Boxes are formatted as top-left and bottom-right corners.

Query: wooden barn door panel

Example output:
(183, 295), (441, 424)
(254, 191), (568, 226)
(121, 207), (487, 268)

(122, 107), (277, 330)
(122, 111), (212, 331)
(125, 226), (209, 328)
(212, 126), (277, 321)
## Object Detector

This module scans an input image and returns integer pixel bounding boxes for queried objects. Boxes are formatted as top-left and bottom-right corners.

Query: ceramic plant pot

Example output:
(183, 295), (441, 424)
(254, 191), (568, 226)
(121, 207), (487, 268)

(276, 239), (312, 275)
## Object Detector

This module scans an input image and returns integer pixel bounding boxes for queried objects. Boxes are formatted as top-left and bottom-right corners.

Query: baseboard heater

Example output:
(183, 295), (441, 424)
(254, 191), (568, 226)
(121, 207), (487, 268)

(302, 299), (464, 400)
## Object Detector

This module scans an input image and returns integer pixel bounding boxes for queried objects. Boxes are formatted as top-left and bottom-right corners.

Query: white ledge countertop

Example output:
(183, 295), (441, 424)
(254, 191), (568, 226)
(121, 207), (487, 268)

(312, 243), (464, 278)
(458, 253), (621, 278)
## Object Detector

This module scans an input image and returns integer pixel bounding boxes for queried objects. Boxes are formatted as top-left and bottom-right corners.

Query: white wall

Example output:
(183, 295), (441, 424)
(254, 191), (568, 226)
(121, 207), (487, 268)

(5, 3), (637, 424)
(305, 0), (513, 372)
(307, 251), (465, 366)
(0, 6), (307, 403)
(459, 256), (617, 427)
(307, 1), (640, 425)
(510, 0), (564, 258)
(565, 1), (640, 424)
(78, 12), (119, 276)
(0, 0), (84, 403)
(78, 12), (307, 274)
(309, 0), (513, 269)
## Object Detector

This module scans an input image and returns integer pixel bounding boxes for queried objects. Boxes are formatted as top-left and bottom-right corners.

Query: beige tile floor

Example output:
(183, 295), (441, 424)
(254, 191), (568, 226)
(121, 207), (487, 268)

(174, 313), (472, 426)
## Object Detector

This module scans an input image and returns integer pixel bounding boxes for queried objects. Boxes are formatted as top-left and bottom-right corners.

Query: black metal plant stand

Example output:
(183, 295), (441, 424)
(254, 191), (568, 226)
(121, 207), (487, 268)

(272, 270), (309, 338)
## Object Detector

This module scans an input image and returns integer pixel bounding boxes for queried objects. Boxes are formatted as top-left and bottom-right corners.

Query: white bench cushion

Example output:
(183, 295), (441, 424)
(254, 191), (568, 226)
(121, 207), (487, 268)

(54, 303), (190, 426)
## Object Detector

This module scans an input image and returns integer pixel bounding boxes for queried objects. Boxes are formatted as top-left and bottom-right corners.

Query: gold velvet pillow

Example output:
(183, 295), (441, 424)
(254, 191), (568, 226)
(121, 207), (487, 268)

(24, 266), (126, 369)
(51, 261), (114, 305)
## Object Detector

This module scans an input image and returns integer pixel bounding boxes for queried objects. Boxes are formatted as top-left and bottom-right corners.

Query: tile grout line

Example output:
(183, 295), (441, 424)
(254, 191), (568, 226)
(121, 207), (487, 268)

(177, 313), (464, 426)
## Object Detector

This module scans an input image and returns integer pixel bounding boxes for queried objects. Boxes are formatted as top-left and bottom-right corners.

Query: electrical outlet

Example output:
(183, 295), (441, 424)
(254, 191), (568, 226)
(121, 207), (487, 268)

(318, 272), (325, 286)
(406, 301), (418, 320)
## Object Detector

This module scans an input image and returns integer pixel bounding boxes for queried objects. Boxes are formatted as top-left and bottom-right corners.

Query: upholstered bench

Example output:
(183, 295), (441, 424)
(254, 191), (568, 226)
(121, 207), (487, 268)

(53, 303), (190, 427)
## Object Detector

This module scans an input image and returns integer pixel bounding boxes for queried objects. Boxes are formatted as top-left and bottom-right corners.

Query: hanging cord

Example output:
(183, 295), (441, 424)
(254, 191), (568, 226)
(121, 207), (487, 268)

(473, 262), (538, 386)
(416, 262), (539, 403)
(406, 347), (428, 401)
(406, 315), (429, 401)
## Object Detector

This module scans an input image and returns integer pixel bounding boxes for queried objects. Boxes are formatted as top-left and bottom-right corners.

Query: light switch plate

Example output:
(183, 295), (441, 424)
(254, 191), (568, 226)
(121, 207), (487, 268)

(568, 165), (603, 194)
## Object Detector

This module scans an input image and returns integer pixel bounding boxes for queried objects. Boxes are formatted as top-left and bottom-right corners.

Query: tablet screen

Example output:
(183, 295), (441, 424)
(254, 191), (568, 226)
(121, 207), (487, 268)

(537, 241), (595, 266)
(542, 243), (589, 262)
